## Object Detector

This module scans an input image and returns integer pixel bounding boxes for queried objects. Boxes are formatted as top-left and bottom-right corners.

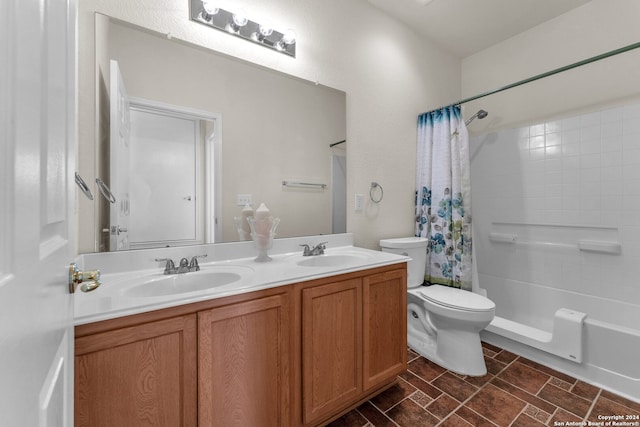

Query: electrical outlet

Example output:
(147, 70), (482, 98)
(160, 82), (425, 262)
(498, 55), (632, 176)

(354, 193), (364, 211)
(237, 194), (252, 206)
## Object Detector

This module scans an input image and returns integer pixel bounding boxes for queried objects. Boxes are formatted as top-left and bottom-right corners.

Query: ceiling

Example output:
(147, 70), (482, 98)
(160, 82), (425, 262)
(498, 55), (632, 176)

(366, 0), (592, 58)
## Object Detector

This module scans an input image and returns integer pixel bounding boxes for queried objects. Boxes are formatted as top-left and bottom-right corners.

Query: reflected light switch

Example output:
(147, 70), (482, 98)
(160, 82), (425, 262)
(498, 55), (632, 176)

(237, 194), (252, 206)
(354, 193), (364, 211)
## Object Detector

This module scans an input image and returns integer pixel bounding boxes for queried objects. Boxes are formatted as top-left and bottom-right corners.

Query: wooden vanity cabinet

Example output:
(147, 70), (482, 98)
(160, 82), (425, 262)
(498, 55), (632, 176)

(198, 293), (290, 427)
(301, 278), (363, 424)
(297, 265), (408, 426)
(74, 288), (289, 427)
(362, 269), (407, 391)
(74, 314), (198, 427)
(74, 263), (407, 427)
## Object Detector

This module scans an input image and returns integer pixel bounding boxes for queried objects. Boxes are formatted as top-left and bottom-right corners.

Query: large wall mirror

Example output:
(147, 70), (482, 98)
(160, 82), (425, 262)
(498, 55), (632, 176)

(83, 14), (347, 253)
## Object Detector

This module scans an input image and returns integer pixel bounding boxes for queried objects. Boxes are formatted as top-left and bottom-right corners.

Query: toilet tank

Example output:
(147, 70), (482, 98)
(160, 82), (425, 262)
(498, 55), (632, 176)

(379, 237), (428, 288)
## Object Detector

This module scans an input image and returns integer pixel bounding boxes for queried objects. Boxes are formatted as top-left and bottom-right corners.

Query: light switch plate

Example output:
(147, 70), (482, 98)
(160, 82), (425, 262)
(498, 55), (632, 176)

(237, 194), (252, 206)
(354, 193), (364, 211)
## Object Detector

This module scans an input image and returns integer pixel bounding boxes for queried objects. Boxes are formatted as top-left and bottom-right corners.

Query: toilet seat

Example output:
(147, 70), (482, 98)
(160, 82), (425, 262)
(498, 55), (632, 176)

(418, 285), (495, 312)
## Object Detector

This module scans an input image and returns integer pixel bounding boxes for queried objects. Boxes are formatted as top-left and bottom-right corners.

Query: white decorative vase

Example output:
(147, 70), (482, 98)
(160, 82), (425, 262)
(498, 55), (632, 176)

(247, 216), (280, 262)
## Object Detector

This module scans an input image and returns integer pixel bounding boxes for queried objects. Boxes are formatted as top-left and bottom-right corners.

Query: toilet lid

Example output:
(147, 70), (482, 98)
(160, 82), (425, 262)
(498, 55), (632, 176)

(419, 285), (495, 312)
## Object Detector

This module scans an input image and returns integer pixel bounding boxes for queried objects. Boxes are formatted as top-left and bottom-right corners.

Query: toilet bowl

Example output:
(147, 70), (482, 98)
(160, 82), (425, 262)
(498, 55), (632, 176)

(380, 237), (495, 377)
(407, 286), (494, 376)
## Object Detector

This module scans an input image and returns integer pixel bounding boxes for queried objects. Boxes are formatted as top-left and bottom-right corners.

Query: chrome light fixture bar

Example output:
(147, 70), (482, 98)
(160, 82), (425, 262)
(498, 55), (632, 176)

(189, 0), (296, 58)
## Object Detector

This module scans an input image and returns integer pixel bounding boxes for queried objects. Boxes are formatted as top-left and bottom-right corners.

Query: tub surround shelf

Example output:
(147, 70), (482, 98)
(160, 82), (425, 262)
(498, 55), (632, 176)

(489, 232), (518, 243)
(578, 240), (622, 254)
(491, 221), (619, 230)
(489, 233), (622, 254)
(488, 221), (622, 254)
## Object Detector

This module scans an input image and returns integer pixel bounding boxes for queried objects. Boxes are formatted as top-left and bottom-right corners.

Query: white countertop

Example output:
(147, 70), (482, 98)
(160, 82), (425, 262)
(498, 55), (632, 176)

(74, 234), (408, 325)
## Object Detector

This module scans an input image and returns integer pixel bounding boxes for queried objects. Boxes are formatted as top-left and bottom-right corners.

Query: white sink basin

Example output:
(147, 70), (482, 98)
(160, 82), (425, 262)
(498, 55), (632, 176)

(296, 254), (369, 267)
(123, 266), (252, 298)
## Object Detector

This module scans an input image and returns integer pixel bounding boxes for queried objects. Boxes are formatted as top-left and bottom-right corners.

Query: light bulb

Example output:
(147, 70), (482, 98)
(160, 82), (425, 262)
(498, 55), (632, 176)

(276, 29), (297, 51)
(259, 23), (273, 38)
(252, 22), (274, 42)
(282, 29), (296, 45)
(232, 9), (248, 27)
(202, 0), (219, 16)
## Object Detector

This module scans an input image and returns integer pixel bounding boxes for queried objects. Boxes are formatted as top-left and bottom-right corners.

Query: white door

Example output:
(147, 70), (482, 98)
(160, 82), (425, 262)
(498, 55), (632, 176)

(109, 60), (131, 251)
(129, 108), (200, 248)
(0, 0), (76, 425)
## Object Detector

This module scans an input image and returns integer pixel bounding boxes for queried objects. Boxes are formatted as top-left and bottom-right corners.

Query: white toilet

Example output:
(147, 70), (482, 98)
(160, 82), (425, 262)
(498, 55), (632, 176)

(380, 237), (495, 376)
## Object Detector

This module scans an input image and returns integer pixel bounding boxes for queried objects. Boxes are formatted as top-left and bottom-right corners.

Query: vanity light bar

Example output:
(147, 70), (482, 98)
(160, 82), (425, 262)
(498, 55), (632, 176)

(189, 0), (296, 58)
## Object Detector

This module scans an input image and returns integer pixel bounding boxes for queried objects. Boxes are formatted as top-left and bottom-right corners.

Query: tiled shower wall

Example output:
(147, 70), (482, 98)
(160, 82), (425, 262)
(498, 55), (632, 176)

(470, 101), (640, 312)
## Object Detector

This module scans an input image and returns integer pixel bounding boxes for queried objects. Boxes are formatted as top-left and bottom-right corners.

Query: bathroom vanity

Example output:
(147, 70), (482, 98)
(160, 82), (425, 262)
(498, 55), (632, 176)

(73, 236), (408, 426)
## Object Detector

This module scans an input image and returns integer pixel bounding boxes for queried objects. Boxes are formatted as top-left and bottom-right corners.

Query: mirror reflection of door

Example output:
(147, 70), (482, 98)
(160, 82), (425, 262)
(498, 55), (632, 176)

(108, 60), (220, 250)
(127, 100), (216, 250)
(129, 106), (198, 248)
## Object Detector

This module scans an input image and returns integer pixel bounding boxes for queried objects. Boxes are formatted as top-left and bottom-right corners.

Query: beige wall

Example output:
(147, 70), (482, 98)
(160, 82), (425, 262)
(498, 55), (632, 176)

(77, 0), (461, 252)
(76, 0), (640, 253)
(461, 0), (640, 134)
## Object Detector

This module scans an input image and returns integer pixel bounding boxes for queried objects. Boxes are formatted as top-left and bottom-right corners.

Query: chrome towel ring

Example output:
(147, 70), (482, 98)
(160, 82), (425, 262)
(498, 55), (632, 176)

(370, 182), (383, 203)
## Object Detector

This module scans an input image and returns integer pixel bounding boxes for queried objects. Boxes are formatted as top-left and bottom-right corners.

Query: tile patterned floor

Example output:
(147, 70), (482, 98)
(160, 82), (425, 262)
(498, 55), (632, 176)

(327, 342), (640, 427)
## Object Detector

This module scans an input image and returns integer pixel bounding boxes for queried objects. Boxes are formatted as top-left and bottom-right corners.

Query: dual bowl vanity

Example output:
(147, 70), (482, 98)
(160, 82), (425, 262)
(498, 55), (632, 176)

(74, 234), (409, 426)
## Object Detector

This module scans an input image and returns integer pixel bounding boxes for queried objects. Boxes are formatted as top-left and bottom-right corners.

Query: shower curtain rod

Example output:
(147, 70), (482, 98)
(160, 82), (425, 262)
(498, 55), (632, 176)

(430, 41), (640, 113)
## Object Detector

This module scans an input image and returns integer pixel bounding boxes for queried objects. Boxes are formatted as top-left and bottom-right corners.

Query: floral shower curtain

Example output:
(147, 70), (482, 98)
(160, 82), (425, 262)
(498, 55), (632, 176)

(415, 105), (473, 290)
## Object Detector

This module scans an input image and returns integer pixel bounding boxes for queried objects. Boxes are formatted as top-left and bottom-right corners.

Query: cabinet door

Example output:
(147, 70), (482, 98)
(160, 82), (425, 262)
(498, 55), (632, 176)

(74, 315), (197, 427)
(363, 269), (407, 391)
(198, 293), (290, 427)
(302, 278), (362, 424)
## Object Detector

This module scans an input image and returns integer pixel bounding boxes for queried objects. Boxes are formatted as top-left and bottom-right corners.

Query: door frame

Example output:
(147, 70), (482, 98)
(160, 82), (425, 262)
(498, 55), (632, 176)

(331, 152), (347, 234)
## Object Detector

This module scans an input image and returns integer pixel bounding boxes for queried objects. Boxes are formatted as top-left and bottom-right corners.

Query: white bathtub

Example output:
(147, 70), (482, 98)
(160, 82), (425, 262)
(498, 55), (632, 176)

(469, 102), (640, 403)
(479, 273), (640, 402)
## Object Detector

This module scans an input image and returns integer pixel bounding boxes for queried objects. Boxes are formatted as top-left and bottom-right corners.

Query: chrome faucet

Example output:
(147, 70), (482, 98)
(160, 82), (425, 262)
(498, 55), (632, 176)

(189, 254), (207, 271)
(177, 258), (190, 273)
(300, 242), (327, 256)
(155, 258), (177, 274)
(155, 254), (207, 274)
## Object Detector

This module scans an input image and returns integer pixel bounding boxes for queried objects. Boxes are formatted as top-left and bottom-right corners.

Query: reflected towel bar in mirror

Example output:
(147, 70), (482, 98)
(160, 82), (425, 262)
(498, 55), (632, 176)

(96, 178), (116, 204)
(282, 181), (327, 189)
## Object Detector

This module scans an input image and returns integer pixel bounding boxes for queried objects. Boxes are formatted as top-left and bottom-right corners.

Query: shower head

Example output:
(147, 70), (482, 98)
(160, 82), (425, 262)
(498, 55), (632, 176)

(465, 109), (489, 126)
